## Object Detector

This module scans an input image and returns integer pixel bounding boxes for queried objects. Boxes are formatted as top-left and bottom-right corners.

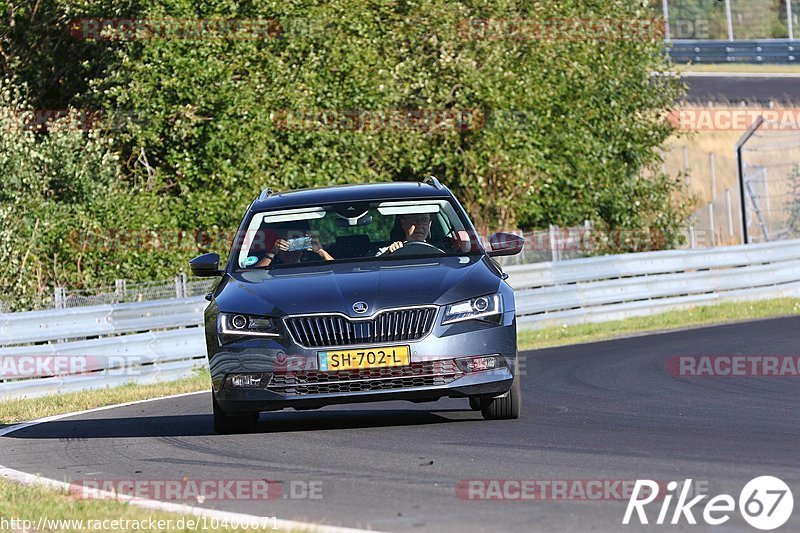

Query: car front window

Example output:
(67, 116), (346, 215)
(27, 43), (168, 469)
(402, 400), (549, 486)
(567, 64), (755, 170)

(234, 199), (483, 269)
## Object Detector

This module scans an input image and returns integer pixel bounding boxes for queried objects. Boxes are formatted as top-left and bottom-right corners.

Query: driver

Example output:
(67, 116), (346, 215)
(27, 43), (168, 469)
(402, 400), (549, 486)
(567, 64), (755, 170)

(376, 213), (432, 256)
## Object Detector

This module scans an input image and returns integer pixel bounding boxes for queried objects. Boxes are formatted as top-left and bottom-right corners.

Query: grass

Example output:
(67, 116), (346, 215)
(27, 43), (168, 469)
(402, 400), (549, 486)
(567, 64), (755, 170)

(0, 368), (211, 425)
(0, 478), (271, 532)
(518, 297), (800, 350)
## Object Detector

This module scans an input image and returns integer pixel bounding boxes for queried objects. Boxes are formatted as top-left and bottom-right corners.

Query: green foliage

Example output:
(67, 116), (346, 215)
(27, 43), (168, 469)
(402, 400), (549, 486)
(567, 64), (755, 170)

(95, 0), (688, 234)
(0, 81), (197, 310)
(1, 0), (691, 309)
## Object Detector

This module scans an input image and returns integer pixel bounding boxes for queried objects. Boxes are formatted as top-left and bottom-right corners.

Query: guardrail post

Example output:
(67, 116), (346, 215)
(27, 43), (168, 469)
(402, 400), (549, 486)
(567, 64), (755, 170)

(689, 226), (696, 249)
(174, 273), (187, 298)
(54, 287), (66, 309)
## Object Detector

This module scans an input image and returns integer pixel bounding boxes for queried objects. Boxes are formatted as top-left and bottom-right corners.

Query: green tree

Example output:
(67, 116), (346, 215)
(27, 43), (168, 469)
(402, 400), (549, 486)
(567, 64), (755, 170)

(95, 0), (688, 238)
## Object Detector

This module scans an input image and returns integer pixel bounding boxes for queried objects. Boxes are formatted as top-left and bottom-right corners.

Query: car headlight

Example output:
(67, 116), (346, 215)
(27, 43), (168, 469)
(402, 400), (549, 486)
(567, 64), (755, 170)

(218, 313), (280, 340)
(442, 294), (503, 325)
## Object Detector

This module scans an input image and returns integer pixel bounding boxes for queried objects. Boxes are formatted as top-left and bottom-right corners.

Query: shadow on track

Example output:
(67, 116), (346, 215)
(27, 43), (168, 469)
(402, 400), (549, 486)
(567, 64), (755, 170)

(4, 408), (480, 439)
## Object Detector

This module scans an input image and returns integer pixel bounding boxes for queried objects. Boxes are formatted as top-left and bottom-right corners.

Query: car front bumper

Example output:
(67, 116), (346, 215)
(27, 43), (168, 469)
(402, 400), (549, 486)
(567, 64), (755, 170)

(207, 311), (517, 415)
(215, 367), (513, 414)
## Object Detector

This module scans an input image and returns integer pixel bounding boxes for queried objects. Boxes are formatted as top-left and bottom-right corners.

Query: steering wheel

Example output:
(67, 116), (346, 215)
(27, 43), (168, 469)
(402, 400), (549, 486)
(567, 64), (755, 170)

(387, 240), (445, 256)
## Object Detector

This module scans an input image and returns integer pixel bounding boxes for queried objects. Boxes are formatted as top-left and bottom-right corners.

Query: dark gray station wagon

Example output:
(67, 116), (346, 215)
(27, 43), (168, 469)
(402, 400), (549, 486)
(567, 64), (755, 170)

(190, 178), (523, 433)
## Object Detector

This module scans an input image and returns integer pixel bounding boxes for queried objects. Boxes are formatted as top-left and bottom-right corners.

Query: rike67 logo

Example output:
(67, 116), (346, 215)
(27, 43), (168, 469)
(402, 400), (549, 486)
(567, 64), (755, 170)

(624, 477), (794, 530)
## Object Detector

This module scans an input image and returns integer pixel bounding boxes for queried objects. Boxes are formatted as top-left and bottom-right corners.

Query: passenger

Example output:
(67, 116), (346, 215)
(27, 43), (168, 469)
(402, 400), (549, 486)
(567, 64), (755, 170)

(255, 231), (333, 267)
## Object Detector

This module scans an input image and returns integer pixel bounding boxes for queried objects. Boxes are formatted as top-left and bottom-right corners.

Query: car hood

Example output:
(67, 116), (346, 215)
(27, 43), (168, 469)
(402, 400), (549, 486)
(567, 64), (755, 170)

(215, 256), (502, 317)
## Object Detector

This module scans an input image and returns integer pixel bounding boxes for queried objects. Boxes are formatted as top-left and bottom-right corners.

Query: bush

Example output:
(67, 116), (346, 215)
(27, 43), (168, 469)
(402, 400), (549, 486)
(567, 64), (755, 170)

(1, 0), (690, 309)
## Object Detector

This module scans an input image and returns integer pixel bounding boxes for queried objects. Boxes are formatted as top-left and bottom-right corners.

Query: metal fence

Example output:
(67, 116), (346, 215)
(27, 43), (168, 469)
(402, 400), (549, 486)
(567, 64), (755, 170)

(1, 226), (592, 313)
(660, 0), (800, 63)
(737, 125), (800, 243)
(666, 39), (800, 63)
(3, 238), (800, 399)
(660, 0), (799, 41)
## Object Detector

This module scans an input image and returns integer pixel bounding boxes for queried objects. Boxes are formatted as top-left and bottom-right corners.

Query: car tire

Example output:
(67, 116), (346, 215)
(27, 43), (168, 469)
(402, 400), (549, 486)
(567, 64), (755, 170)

(480, 373), (521, 420)
(212, 391), (253, 434)
(468, 397), (482, 410)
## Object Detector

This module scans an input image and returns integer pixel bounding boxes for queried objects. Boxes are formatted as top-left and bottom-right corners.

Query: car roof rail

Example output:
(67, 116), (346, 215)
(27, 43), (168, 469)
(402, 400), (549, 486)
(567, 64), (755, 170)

(258, 187), (274, 201)
(424, 176), (443, 189)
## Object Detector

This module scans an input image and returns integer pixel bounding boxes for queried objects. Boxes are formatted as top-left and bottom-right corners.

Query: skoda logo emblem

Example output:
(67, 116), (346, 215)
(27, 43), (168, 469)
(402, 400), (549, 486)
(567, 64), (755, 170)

(352, 301), (368, 314)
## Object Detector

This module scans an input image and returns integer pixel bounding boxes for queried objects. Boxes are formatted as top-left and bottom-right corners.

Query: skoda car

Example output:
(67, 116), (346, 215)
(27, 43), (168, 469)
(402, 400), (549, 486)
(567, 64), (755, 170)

(190, 178), (523, 433)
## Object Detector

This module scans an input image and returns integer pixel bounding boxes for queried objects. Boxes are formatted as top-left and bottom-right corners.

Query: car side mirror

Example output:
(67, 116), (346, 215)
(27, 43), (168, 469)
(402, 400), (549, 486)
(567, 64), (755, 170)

(487, 232), (523, 257)
(189, 252), (222, 277)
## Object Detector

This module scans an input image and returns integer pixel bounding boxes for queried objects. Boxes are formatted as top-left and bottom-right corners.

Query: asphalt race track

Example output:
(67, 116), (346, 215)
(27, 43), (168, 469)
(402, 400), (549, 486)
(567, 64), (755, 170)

(682, 74), (800, 104)
(2, 316), (800, 532)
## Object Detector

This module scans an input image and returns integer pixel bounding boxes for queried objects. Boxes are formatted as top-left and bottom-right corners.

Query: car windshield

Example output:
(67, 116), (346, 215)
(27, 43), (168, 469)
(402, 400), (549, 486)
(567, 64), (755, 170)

(234, 198), (483, 269)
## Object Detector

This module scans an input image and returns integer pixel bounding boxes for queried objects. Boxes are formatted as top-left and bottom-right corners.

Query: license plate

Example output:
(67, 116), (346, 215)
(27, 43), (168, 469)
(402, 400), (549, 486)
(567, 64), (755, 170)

(318, 345), (410, 371)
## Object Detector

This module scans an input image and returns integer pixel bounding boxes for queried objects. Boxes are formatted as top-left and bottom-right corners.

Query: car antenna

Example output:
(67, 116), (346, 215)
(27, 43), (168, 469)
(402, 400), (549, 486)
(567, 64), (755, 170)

(424, 176), (443, 189)
(259, 187), (275, 201)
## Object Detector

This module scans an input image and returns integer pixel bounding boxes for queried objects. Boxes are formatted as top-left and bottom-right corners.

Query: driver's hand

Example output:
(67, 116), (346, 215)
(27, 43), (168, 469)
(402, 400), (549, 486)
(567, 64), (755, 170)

(388, 241), (404, 252)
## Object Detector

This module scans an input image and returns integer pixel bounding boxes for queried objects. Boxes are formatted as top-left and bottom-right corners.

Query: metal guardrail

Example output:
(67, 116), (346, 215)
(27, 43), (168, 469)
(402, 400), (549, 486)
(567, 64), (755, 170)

(3, 239), (800, 400)
(666, 39), (800, 64)
(505, 238), (800, 327)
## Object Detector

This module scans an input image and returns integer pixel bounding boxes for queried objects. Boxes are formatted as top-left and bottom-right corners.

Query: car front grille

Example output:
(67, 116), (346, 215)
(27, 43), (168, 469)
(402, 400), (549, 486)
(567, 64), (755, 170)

(284, 306), (437, 348)
(267, 360), (461, 395)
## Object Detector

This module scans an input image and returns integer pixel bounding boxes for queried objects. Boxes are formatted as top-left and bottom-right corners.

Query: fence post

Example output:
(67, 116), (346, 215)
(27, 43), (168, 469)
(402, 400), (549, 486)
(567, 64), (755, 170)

(549, 224), (559, 262)
(683, 146), (690, 186)
(583, 219), (592, 256)
(709, 153), (717, 200)
(174, 273), (187, 298)
(114, 279), (126, 302)
(689, 226), (696, 249)
(725, 188), (734, 238)
(708, 202), (715, 247)
(54, 287), (66, 309)
(724, 0), (734, 41)
(662, 0), (671, 41)
(515, 230), (524, 265)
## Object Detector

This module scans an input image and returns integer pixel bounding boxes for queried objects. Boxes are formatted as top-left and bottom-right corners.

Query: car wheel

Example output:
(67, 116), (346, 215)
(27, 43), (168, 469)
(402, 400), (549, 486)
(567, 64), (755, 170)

(480, 373), (521, 420)
(468, 397), (482, 410)
(212, 391), (253, 434)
